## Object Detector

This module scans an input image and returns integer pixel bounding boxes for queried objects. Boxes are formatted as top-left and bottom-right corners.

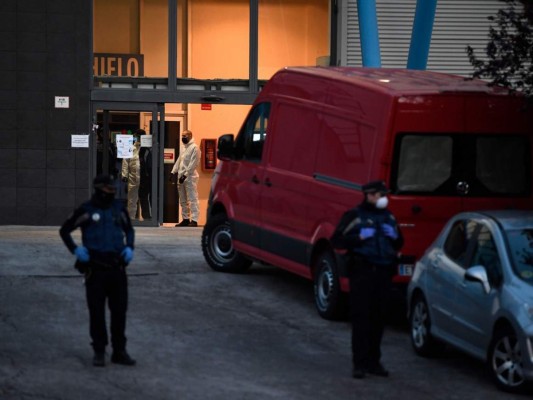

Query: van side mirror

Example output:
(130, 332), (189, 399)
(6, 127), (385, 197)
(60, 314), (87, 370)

(465, 265), (491, 294)
(217, 134), (235, 161)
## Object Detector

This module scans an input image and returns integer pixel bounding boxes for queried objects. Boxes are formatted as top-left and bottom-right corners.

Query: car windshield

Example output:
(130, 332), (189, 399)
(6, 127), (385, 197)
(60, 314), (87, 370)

(505, 228), (533, 284)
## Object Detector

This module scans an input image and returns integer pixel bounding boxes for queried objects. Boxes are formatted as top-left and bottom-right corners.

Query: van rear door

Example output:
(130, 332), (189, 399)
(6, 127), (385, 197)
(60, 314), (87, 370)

(390, 95), (467, 279)
(459, 96), (533, 212)
(389, 94), (533, 279)
(389, 133), (462, 281)
(456, 134), (531, 211)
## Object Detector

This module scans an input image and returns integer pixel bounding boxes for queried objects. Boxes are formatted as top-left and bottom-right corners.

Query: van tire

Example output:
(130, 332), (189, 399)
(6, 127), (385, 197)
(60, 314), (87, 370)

(313, 251), (345, 320)
(202, 213), (252, 273)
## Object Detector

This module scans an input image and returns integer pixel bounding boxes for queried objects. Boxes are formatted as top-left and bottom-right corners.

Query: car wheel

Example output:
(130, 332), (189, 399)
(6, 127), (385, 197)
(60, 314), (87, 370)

(201, 213), (252, 273)
(489, 327), (527, 392)
(313, 250), (346, 320)
(410, 295), (441, 357)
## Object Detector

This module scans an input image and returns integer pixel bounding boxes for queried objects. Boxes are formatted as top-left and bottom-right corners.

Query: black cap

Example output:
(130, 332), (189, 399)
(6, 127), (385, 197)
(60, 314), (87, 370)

(362, 180), (389, 194)
(93, 174), (116, 193)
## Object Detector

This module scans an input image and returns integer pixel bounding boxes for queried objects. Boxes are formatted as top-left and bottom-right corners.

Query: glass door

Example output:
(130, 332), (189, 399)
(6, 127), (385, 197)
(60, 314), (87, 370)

(92, 102), (164, 226)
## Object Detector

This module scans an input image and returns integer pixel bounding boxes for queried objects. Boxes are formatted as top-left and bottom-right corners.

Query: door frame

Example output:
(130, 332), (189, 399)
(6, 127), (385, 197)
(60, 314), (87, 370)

(141, 112), (187, 225)
(91, 101), (165, 226)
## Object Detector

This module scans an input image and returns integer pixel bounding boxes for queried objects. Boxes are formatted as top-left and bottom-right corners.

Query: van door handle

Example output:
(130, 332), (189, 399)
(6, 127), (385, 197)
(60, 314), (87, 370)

(251, 175), (260, 184)
(264, 178), (272, 187)
(456, 181), (470, 195)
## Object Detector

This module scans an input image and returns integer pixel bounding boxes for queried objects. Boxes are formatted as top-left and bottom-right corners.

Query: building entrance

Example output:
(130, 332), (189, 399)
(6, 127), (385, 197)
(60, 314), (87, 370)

(92, 102), (165, 226)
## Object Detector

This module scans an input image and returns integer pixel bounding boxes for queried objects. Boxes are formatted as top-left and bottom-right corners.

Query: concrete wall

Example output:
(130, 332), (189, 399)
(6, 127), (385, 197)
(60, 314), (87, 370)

(0, 0), (92, 225)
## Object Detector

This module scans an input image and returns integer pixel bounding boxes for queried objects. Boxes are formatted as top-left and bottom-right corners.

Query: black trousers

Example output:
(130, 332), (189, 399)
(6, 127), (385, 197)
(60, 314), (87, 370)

(139, 178), (152, 219)
(85, 266), (128, 353)
(349, 262), (393, 369)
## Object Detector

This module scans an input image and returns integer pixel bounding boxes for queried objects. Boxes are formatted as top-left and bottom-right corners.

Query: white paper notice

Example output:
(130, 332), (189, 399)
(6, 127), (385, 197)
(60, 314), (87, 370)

(55, 96), (69, 108)
(71, 134), (89, 148)
(116, 134), (134, 158)
(141, 135), (153, 147)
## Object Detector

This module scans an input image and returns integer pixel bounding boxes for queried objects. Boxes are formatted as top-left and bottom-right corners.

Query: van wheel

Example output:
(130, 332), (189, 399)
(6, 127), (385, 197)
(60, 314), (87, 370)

(488, 326), (527, 393)
(409, 295), (442, 357)
(313, 251), (345, 320)
(201, 213), (252, 273)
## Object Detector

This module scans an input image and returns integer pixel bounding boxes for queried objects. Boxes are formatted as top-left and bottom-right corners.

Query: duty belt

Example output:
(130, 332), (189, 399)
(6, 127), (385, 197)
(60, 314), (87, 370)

(89, 252), (124, 269)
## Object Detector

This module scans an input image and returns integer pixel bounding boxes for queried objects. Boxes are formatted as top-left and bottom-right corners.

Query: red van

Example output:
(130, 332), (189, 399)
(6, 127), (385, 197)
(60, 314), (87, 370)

(201, 67), (533, 319)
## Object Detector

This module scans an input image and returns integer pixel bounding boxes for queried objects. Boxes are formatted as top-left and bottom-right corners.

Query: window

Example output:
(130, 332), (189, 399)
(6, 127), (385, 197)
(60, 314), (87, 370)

(395, 135), (452, 193)
(444, 220), (477, 267)
(505, 228), (533, 285)
(392, 134), (531, 196)
(258, 0), (330, 79)
(235, 102), (270, 162)
(93, 0), (168, 79)
(476, 136), (528, 195)
(189, 0), (249, 80)
(470, 225), (502, 286)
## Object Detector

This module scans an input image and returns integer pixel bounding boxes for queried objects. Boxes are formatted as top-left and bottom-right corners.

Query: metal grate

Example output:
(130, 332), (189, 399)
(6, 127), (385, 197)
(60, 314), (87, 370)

(343, 0), (508, 77)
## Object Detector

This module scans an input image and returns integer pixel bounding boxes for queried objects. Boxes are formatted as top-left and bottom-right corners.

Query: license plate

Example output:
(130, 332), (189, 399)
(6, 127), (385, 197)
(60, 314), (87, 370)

(399, 264), (414, 276)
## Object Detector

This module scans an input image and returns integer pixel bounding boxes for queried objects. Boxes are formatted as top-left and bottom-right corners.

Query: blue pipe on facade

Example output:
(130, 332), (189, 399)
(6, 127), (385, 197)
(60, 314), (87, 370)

(357, 0), (381, 67)
(407, 0), (438, 70)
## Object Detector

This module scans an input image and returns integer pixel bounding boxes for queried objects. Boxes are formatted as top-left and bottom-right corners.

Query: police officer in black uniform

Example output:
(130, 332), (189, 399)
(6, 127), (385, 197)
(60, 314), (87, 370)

(60, 174), (136, 367)
(331, 180), (403, 379)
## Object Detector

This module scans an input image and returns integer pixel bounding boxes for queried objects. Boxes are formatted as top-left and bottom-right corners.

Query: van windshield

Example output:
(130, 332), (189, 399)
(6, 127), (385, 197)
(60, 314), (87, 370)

(392, 134), (530, 196)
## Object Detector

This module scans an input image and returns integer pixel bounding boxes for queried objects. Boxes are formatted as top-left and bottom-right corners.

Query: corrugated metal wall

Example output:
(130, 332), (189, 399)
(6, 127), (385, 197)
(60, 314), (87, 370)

(341, 0), (505, 76)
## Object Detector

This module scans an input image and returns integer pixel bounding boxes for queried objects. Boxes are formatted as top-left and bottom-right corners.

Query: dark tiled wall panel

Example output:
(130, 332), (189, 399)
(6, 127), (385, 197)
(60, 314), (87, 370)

(0, 0), (91, 225)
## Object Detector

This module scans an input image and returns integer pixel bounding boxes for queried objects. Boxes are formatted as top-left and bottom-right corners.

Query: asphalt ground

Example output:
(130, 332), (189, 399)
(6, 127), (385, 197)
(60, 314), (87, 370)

(0, 225), (530, 400)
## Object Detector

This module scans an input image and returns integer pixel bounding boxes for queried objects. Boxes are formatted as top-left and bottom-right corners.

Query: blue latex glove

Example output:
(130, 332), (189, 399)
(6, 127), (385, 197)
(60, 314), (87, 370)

(382, 224), (398, 239)
(121, 246), (134, 264)
(359, 227), (376, 240)
(74, 246), (90, 263)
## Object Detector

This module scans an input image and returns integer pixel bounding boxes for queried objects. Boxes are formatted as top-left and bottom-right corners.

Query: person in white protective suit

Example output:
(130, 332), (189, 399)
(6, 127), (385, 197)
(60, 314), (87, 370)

(121, 131), (141, 220)
(170, 130), (201, 227)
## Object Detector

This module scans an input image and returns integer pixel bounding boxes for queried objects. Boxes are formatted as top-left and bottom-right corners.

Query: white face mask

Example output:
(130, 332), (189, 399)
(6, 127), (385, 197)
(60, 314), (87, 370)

(376, 196), (389, 209)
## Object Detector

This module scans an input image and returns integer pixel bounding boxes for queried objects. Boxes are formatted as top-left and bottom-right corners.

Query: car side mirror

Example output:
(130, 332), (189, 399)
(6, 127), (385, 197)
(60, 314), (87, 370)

(217, 134), (235, 161)
(465, 265), (491, 294)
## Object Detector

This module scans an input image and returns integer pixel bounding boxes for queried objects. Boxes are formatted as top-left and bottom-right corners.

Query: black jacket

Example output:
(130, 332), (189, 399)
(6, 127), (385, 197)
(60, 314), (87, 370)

(59, 196), (134, 259)
(331, 201), (403, 266)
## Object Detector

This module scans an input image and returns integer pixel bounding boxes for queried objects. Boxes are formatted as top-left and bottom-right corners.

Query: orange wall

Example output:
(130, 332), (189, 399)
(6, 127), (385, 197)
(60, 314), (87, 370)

(95, 0), (329, 78)
(189, 0), (329, 79)
(258, 0), (329, 78)
(184, 104), (251, 225)
(94, 0), (140, 53)
(94, 0), (328, 225)
(140, 0), (168, 77)
(186, 0), (328, 224)
(189, 0), (250, 79)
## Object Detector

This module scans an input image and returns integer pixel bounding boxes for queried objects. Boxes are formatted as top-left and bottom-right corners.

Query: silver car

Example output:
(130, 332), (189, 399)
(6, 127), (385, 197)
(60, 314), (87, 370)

(408, 210), (533, 393)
